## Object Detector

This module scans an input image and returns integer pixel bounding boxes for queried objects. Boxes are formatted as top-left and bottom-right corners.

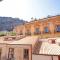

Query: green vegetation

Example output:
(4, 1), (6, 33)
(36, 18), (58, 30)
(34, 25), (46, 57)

(0, 32), (6, 36)
(8, 31), (16, 36)
(0, 31), (16, 36)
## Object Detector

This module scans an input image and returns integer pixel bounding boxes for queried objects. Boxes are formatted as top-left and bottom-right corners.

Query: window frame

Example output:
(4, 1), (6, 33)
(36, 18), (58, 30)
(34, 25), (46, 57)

(44, 27), (49, 33)
(24, 49), (29, 59)
(34, 28), (40, 34)
(8, 48), (14, 60)
(56, 25), (60, 32)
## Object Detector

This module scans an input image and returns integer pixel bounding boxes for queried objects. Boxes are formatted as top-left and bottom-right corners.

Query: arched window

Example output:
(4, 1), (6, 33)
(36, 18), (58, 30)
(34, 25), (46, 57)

(56, 25), (60, 32)
(45, 27), (49, 33)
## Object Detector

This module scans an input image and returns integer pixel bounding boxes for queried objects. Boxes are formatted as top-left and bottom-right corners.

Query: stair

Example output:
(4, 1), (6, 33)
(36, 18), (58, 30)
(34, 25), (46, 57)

(33, 38), (42, 54)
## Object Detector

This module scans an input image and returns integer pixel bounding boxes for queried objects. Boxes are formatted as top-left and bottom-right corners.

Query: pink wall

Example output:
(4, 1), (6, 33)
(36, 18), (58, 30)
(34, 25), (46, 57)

(32, 55), (58, 60)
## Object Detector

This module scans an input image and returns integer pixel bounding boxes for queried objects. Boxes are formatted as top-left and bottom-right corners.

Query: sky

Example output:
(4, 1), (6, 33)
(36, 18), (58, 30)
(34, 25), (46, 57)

(0, 0), (60, 21)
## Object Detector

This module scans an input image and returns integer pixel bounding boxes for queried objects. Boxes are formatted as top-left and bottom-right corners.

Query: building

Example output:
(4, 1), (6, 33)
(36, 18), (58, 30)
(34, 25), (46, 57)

(0, 15), (60, 60)
(0, 36), (37, 60)
(13, 15), (60, 38)
(0, 36), (60, 60)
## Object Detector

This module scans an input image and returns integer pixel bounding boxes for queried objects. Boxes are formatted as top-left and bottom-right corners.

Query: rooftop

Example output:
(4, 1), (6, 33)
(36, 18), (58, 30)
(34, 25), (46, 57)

(0, 36), (60, 55)
(9, 36), (38, 48)
(39, 41), (60, 55)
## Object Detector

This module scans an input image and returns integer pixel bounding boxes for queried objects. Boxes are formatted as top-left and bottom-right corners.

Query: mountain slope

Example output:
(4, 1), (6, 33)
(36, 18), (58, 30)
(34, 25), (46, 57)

(0, 17), (26, 31)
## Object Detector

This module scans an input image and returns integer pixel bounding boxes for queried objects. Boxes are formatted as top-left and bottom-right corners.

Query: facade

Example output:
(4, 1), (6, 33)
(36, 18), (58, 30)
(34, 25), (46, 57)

(0, 15), (60, 60)
(0, 36), (60, 60)
(0, 36), (38, 60)
(13, 15), (60, 38)
(0, 43), (32, 60)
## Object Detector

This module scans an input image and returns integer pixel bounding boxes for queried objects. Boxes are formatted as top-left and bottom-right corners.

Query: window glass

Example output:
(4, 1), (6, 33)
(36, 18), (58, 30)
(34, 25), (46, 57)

(35, 28), (40, 33)
(8, 48), (14, 60)
(45, 27), (49, 33)
(24, 49), (29, 59)
(56, 25), (60, 32)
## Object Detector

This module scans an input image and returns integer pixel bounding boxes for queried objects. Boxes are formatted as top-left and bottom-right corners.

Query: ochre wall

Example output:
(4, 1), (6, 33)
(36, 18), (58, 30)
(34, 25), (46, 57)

(13, 16), (60, 38)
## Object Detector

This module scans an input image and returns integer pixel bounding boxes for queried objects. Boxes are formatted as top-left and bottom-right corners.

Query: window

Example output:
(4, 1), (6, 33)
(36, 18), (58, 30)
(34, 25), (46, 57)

(49, 39), (56, 44)
(36, 28), (40, 33)
(26, 30), (31, 35)
(8, 48), (14, 60)
(45, 27), (49, 33)
(24, 49), (29, 59)
(52, 40), (55, 44)
(34, 28), (40, 34)
(56, 25), (60, 32)
(20, 30), (23, 35)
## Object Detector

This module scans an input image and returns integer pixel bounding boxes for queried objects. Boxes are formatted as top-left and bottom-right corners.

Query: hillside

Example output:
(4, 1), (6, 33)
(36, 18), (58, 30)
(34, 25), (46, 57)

(0, 17), (26, 31)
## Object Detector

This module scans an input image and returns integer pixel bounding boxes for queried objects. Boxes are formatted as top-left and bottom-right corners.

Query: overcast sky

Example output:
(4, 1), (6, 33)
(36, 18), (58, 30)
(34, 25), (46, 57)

(0, 0), (60, 21)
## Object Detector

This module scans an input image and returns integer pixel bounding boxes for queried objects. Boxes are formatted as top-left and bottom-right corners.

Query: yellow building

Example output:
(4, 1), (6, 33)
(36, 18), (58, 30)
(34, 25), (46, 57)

(13, 15), (60, 38)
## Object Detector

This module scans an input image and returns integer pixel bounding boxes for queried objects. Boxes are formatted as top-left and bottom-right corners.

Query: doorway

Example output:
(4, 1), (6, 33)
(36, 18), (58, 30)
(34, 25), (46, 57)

(0, 49), (2, 60)
(58, 56), (60, 60)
